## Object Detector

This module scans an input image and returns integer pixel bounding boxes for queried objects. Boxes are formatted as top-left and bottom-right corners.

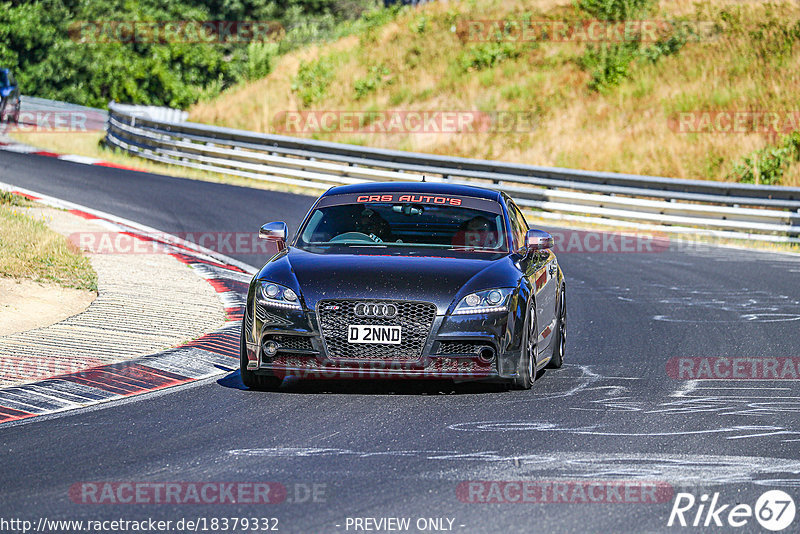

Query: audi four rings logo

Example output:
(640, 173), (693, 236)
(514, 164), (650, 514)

(354, 303), (398, 318)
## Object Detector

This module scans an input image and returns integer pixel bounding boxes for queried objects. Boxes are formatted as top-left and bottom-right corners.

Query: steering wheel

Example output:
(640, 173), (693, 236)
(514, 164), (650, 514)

(329, 232), (381, 244)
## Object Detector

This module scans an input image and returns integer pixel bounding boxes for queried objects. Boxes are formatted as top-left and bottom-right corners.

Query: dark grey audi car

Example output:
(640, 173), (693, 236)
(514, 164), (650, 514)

(240, 182), (565, 389)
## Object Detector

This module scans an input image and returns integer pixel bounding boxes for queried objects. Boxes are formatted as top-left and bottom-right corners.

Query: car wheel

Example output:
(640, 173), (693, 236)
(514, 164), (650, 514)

(546, 285), (566, 369)
(239, 322), (281, 390)
(512, 303), (537, 390)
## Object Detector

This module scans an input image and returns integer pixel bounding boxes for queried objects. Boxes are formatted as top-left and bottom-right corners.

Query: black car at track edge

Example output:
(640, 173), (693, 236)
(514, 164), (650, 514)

(240, 181), (565, 390)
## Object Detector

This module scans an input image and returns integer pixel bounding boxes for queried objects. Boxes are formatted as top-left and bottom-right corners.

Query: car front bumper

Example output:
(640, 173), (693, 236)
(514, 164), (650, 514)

(244, 299), (526, 381)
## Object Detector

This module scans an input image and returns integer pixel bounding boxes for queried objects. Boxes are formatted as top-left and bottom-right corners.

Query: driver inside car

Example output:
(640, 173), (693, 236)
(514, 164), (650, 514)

(355, 208), (393, 242)
(451, 215), (498, 249)
(313, 205), (393, 243)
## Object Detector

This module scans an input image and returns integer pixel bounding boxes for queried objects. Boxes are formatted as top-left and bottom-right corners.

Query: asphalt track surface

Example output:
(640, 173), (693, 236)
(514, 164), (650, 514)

(2, 150), (800, 533)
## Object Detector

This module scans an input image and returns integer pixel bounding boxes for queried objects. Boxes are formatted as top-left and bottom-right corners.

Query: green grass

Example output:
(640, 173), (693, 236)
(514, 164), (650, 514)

(0, 194), (97, 291)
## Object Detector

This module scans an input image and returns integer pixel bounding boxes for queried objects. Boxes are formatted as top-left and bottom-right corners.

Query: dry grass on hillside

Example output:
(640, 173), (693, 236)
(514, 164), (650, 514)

(190, 0), (800, 185)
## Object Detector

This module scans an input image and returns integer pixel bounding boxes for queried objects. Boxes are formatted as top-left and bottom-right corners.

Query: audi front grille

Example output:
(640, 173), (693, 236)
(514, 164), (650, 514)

(317, 299), (436, 361)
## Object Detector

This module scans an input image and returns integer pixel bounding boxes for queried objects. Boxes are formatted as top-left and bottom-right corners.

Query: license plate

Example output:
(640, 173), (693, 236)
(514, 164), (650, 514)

(347, 325), (402, 345)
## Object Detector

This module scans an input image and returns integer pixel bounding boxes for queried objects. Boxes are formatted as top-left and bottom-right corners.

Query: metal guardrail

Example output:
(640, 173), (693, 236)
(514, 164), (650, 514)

(110, 102), (187, 124)
(105, 101), (800, 243)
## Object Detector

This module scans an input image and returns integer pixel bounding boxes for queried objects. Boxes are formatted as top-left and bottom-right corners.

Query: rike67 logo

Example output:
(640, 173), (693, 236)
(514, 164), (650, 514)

(668, 490), (796, 531)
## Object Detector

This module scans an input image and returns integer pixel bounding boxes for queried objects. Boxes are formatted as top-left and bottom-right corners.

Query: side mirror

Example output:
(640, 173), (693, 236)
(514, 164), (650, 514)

(259, 221), (288, 250)
(525, 229), (554, 251)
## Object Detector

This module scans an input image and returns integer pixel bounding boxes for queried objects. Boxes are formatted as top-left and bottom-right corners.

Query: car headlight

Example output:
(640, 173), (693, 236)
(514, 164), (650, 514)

(257, 281), (302, 310)
(452, 288), (513, 315)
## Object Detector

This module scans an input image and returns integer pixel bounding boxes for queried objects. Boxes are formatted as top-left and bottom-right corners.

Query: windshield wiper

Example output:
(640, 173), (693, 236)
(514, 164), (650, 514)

(345, 243), (452, 249)
(448, 246), (502, 253)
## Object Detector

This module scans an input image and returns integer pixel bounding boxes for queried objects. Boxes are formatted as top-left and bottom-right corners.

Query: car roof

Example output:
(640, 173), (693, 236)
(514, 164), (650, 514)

(323, 181), (503, 202)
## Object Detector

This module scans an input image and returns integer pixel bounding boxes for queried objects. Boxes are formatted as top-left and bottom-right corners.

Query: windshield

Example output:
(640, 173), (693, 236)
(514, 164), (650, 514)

(297, 193), (508, 254)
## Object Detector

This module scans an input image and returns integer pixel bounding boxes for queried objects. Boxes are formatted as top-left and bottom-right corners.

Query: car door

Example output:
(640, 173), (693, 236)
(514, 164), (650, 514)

(507, 200), (557, 357)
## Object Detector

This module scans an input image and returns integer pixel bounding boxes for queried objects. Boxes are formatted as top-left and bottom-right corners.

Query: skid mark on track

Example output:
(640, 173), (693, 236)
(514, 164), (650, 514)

(656, 380), (800, 440)
(467, 364), (800, 442)
(447, 420), (800, 440)
(597, 284), (800, 323)
(226, 448), (800, 486)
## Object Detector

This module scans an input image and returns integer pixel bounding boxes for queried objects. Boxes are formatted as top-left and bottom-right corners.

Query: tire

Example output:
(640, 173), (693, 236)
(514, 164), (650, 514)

(547, 285), (566, 369)
(512, 302), (537, 390)
(239, 322), (281, 390)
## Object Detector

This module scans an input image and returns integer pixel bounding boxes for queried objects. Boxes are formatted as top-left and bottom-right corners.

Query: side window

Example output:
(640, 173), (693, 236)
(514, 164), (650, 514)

(507, 201), (528, 250)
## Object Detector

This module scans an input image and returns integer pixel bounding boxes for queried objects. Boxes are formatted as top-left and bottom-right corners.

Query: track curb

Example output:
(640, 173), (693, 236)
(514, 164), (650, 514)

(0, 183), (256, 425)
(0, 137), (147, 172)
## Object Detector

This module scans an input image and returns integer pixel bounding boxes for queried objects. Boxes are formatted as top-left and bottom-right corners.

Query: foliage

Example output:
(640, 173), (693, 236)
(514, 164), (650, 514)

(0, 191), (29, 206)
(409, 14), (428, 34)
(244, 42), (280, 81)
(576, 0), (654, 21)
(0, 0), (396, 109)
(460, 42), (521, 72)
(353, 64), (391, 99)
(291, 56), (336, 107)
(575, 0), (698, 91)
(729, 132), (800, 186)
(580, 42), (639, 91)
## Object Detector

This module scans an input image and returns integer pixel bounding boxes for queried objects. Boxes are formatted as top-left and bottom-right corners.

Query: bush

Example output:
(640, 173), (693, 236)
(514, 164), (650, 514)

(576, 0), (654, 21)
(580, 42), (638, 91)
(244, 42), (280, 81)
(353, 64), (391, 99)
(639, 22), (693, 63)
(575, 0), (697, 91)
(359, 4), (403, 44)
(460, 42), (521, 72)
(749, 15), (800, 64)
(409, 14), (428, 34)
(0, 191), (28, 206)
(0, 1), (239, 108)
(729, 132), (800, 186)
(0, 0), (401, 109)
(291, 56), (336, 107)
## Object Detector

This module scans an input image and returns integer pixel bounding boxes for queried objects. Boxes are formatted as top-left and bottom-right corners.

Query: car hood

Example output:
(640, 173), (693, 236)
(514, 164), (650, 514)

(259, 248), (518, 314)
